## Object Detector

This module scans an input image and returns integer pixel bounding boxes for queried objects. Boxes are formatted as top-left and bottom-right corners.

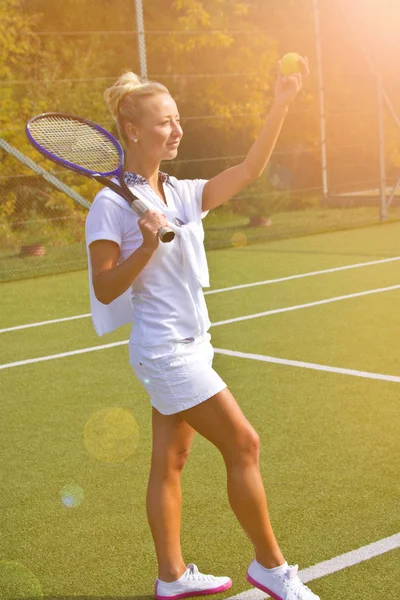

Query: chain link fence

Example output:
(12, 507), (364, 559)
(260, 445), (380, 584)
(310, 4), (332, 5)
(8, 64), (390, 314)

(1, 0), (399, 281)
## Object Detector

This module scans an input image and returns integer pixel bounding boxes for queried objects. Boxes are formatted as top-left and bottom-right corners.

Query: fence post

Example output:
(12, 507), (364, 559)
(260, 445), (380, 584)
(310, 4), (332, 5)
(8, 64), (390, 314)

(135, 0), (148, 80)
(313, 0), (329, 206)
(377, 72), (388, 221)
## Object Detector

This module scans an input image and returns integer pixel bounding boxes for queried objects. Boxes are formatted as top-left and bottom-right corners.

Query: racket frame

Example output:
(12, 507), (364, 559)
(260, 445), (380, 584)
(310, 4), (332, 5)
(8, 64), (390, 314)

(25, 112), (178, 242)
(26, 112), (123, 178)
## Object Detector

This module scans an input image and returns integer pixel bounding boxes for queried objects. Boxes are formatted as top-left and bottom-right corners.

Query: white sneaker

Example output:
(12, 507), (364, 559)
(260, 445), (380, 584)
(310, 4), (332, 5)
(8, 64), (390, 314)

(246, 559), (320, 600)
(155, 563), (232, 599)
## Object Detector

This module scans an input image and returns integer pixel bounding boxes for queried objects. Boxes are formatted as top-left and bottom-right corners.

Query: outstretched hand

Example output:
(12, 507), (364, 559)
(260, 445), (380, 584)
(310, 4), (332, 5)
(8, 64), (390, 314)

(274, 56), (310, 109)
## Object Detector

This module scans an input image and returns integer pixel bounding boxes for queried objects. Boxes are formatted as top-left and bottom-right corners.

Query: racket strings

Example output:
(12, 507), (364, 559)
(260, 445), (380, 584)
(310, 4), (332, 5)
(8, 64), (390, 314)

(29, 116), (120, 173)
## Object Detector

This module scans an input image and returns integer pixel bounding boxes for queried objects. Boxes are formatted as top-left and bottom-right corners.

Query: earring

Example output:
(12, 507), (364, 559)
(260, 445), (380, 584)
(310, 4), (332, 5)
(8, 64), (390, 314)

(133, 137), (138, 143)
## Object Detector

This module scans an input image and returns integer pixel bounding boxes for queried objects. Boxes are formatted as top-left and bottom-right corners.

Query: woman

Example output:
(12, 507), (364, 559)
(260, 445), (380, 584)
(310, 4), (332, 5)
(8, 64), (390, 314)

(86, 57), (320, 600)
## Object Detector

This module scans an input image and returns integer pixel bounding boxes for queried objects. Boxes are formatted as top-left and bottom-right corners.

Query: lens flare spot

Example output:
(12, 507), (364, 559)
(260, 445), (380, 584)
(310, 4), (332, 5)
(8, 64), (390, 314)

(60, 484), (84, 508)
(0, 561), (43, 599)
(83, 407), (140, 463)
(231, 232), (248, 248)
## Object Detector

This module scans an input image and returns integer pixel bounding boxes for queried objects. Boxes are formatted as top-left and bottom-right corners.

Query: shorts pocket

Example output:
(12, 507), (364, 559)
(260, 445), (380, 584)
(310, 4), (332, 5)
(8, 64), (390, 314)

(155, 346), (191, 378)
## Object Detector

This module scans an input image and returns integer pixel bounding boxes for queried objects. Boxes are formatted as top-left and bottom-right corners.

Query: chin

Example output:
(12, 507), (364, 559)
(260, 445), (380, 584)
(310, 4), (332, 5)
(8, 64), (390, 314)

(163, 147), (179, 160)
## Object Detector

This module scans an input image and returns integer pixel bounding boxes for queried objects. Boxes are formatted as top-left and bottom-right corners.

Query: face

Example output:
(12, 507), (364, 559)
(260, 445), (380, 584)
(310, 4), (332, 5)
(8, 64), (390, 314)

(128, 93), (183, 161)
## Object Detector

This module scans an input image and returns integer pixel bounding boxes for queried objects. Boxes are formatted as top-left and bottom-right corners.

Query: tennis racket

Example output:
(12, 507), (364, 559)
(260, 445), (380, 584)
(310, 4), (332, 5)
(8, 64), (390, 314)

(25, 112), (180, 243)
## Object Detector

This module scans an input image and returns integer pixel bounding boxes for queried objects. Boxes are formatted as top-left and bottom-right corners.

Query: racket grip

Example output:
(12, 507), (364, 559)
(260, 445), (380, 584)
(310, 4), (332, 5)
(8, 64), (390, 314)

(131, 198), (181, 243)
(158, 226), (175, 243)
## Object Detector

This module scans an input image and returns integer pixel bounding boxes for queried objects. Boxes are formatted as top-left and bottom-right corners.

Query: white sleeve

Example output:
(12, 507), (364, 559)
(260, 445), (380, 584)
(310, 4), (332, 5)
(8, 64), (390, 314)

(173, 178), (209, 223)
(84, 193), (133, 337)
(193, 179), (209, 221)
(85, 194), (124, 247)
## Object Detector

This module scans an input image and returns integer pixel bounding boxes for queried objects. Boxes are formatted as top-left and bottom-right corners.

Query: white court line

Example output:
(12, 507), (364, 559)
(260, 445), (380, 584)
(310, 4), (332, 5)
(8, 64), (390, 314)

(0, 340), (129, 370)
(2, 282), (400, 372)
(211, 284), (400, 327)
(214, 348), (400, 383)
(0, 313), (91, 333)
(2, 255), (400, 333)
(227, 533), (400, 600)
(3, 341), (400, 382)
(206, 255), (400, 295)
(0, 313), (88, 333)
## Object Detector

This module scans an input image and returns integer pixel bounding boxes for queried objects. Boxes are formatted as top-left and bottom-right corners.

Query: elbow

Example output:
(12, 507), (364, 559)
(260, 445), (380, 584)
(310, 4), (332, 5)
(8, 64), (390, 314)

(242, 160), (262, 184)
(93, 280), (114, 305)
(95, 290), (113, 305)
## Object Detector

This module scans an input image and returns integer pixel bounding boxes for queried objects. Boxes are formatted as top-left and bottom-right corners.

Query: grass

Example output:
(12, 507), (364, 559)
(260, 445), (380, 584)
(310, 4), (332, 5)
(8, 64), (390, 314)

(1, 222), (400, 599)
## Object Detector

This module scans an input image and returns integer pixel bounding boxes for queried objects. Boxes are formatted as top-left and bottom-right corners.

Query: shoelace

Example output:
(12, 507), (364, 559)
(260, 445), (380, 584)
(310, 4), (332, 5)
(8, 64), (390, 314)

(278, 566), (314, 599)
(184, 564), (216, 582)
(270, 565), (312, 600)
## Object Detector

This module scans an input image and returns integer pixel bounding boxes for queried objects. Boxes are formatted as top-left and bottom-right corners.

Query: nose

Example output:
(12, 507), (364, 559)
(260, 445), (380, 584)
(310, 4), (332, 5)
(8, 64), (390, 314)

(173, 121), (183, 138)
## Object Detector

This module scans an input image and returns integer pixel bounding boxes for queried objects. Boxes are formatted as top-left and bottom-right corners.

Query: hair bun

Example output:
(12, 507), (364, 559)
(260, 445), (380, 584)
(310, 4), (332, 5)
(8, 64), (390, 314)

(103, 72), (170, 146)
(104, 72), (142, 118)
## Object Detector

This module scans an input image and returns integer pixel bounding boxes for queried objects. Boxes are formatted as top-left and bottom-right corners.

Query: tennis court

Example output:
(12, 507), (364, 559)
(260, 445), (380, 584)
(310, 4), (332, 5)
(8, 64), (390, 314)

(1, 221), (399, 599)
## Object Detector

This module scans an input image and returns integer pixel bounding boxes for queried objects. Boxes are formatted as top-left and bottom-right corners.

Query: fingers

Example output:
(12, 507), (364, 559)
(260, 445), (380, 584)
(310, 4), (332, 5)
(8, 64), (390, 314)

(282, 72), (303, 89)
(293, 72), (303, 87)
(299, 55), (310, 76)
(139, 210), (168, 230)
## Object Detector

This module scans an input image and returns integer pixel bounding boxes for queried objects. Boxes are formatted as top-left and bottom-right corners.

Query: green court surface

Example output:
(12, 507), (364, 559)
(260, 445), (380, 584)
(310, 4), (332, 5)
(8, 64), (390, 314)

(1, 222), (399, 599)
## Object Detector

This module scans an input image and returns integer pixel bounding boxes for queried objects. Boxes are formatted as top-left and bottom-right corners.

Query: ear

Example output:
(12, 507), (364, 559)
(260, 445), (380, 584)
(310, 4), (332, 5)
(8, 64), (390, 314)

(125, 122), (138, 142)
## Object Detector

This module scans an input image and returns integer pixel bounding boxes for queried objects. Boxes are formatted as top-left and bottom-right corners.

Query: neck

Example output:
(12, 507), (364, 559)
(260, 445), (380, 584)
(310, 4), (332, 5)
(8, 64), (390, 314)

(125, 154), (161, 188)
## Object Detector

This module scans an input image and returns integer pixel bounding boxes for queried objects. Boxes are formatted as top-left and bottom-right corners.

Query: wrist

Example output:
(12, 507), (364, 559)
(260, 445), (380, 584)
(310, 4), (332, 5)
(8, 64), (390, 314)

(271, 100), (290, 114)
(138, 244), (157, 255)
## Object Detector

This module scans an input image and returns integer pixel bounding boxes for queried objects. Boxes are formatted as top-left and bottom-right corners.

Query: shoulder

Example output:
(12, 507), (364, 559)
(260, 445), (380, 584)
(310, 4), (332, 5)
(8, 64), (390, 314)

(167, 176), (208, 197)
(90, 186), (132, 214)
(87, 188), (135, 229)
(86, 188), (132, 240)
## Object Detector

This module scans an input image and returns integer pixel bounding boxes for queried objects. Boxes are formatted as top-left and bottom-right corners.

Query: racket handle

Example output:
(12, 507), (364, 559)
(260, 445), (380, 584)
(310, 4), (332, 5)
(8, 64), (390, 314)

(131, 198), (181, 244)
(158, 226), (175, 243)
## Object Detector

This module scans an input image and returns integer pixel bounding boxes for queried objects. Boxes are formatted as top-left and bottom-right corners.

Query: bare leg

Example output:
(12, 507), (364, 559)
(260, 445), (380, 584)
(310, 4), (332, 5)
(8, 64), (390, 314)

(181, 388), (286, 569)
(147, 408), (196, 582)
(224, 453), (285, 568)
(147, 466), (187, 581)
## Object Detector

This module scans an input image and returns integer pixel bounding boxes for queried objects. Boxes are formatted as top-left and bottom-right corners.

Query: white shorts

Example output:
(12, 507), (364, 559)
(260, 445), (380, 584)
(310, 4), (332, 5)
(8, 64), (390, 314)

(128, 332), (227, 415)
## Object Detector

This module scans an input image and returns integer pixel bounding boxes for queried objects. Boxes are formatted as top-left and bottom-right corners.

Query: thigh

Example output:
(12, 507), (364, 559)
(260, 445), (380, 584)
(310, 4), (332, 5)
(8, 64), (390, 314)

(179, 387), (259, 459)
(151, 407), (196, 470)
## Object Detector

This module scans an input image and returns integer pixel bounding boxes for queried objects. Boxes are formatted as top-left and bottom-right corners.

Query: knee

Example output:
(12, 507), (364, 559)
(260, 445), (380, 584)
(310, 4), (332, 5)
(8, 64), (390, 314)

(227, 428), (260, 465)
(172, 448), (191, 471)
(152, 447), (191, 474)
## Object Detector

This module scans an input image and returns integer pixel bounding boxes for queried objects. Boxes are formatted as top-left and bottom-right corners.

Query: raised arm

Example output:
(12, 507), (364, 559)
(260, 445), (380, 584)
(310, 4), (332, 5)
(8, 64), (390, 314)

(202, 57), (309, 212)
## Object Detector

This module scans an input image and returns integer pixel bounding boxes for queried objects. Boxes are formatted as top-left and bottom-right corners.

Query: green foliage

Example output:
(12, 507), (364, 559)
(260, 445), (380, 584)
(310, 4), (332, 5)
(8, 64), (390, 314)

(1, 0), (399, 265)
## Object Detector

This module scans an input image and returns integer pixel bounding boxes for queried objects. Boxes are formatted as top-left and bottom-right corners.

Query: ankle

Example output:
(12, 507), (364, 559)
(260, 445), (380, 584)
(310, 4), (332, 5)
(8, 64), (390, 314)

(158, 564), (187, 583)
(255, 552), (286, 570)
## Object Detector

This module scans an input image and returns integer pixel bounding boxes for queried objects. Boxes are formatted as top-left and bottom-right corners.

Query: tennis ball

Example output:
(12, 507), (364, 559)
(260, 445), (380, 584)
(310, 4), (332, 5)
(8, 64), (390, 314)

(280, 52), (302, 76)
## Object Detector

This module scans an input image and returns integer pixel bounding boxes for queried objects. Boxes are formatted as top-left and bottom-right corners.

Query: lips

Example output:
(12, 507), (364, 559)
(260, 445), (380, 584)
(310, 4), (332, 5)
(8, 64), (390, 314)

(167, 141), (180, 147)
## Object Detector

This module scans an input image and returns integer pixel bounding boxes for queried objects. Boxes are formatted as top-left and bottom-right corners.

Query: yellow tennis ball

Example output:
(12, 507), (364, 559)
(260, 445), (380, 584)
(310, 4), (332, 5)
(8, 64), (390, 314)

(280, 52), (302, 76)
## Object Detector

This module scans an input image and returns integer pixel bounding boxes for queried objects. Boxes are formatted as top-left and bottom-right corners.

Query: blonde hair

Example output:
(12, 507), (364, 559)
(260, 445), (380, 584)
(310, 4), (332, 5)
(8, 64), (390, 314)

(104, 72), (170, 146)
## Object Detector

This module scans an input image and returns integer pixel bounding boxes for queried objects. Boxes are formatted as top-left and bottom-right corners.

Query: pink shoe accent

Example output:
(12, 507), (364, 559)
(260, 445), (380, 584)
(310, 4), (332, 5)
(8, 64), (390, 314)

(246, 572), (283, 600)
(155, 580), (232, 600)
